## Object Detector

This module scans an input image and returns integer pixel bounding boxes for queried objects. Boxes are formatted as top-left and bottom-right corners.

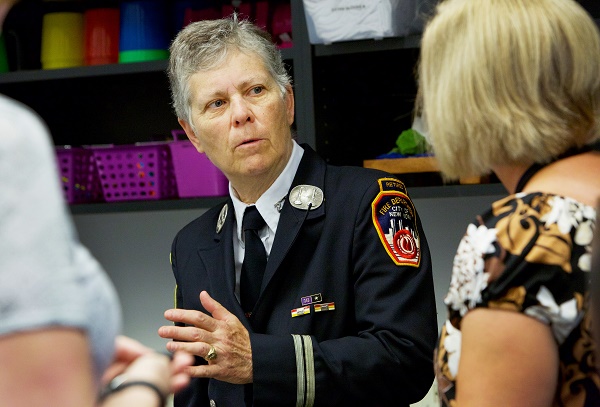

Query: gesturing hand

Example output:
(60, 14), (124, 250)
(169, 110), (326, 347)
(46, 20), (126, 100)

(101, 335), (193, 395)
(158, 291), (253, 384)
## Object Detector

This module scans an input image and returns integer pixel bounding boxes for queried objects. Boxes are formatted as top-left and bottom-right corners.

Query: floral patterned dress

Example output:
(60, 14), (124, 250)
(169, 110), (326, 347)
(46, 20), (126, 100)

(435, 192), (599, 406)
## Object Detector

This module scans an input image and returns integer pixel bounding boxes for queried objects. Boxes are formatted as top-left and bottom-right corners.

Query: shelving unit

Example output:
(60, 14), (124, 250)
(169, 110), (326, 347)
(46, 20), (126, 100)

(70, 196), (228, 214)
(0, 0), (503, 215)
(69, 183), (507, 214)
(0, 60), (168, 83)
(313, 34), (422, 57)
(0, 48), (296, 85)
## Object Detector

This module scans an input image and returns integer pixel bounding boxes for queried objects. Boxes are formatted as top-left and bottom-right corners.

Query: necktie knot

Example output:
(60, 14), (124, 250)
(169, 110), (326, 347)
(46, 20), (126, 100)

(243, 206), (265, 232)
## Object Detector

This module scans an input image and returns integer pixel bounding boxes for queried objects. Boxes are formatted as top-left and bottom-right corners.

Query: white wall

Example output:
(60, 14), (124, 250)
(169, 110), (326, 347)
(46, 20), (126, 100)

(74, 208), (207, 351)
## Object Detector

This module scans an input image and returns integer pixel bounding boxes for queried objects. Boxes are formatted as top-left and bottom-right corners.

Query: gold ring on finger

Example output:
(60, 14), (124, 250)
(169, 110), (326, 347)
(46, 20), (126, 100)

(205, 345), (217, 361)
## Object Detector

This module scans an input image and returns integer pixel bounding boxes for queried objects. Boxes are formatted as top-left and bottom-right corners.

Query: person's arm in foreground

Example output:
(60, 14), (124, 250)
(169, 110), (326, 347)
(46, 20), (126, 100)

(456, 308), (558, 407)
(0, 331), (192, 407)
(0, 328), (97, 407)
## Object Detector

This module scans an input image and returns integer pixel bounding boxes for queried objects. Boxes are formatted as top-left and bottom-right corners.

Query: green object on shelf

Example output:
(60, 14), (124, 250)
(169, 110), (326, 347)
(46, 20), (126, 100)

(119, 49), (169, 63)
(0, 34), (8, 73)
(392, 128), (428, 155)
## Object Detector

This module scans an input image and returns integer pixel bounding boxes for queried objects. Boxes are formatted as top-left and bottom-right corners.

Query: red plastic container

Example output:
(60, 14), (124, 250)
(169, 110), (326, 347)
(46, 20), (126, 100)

(84, 8), (120, 65)
(92, 143), (177, 202)
(55, 146), (103, 204)
(169, 131), (228, 198)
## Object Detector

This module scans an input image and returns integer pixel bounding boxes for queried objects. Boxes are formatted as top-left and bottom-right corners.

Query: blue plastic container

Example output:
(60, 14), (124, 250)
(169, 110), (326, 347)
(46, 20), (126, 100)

(119, 0), (169, 62)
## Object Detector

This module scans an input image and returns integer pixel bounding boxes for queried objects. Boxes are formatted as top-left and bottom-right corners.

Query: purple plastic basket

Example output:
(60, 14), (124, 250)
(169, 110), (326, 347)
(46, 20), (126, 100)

(92, 143), (177, 202)
(168, 131), (228, 198)
(55, 146), (103, 204)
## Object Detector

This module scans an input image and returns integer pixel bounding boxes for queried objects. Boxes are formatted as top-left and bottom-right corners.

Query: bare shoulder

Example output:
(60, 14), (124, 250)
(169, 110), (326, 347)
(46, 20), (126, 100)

(525, 151), (600, 206)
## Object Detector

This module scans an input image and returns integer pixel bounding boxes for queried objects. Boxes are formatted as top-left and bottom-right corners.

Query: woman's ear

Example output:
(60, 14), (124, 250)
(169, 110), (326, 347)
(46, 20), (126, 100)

(178, 118), (204, 153)
(285, 84), (295, 126)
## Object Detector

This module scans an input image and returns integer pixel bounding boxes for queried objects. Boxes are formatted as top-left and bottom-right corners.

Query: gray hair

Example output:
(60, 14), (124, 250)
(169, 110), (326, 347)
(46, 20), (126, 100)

(168, 14), (292, 125)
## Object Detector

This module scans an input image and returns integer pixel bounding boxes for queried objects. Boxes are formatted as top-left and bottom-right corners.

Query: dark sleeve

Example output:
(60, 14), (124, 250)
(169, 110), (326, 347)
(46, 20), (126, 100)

(323, 181), (437, 404)
(171, 234), (211, 407)
(251, 179), (438, 406)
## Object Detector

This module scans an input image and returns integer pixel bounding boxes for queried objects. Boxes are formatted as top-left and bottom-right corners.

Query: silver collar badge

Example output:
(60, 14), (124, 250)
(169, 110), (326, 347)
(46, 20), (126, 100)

(216, 204), (228, 233)
(289, 185), (324, 210)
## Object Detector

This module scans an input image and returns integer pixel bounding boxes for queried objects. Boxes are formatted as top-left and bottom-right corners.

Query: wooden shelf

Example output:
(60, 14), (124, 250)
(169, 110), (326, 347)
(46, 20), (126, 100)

(364, 156), (488, 186)
(363, 156), (438, 174)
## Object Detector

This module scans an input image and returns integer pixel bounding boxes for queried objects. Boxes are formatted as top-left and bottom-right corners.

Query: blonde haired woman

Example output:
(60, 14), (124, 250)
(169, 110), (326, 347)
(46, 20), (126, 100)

(418, 0), (600, 405)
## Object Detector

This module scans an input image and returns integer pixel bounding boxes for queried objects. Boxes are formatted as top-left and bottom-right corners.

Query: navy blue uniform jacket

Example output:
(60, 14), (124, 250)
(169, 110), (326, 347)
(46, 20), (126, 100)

(171, 145), (438, 407)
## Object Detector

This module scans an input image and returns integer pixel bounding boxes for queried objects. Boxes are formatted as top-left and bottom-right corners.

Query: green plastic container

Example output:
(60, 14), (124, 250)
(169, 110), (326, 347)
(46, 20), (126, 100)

(118, 49), (169, 63)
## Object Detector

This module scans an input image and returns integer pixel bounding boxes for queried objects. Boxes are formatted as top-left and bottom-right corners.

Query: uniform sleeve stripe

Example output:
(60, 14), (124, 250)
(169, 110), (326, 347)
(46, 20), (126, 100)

(302, 335), (315, 407)
(292, 334), (306, 407)
(173, 284), (178, 309)
(292, 334), (316, 407)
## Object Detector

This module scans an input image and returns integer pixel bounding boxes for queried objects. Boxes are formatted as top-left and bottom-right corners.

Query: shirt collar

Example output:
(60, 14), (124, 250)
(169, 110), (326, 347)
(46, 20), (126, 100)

(231, 140), (304, 238)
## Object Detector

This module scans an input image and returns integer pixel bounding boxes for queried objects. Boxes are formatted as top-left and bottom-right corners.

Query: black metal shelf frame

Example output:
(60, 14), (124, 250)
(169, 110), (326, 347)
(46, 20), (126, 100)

(69, 183), (505, 215)
(0, 47), (296, 84)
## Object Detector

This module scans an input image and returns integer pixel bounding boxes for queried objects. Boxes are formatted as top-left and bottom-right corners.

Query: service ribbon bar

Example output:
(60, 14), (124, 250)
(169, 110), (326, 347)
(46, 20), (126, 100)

(291, 306), (311, 317)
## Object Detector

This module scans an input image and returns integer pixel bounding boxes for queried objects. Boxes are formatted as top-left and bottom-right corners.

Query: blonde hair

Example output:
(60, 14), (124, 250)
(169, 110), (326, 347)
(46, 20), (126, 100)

(418, 0), (600, 180)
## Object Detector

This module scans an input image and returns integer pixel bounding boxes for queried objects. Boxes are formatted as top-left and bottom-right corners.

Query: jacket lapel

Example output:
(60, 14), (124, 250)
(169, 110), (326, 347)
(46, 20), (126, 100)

(197, 200), (251, 330)
(258, 145), (326, 300)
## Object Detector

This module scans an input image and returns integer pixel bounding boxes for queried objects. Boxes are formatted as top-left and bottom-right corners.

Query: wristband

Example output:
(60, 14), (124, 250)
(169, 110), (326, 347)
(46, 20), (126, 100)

(99, 374), (166, 406)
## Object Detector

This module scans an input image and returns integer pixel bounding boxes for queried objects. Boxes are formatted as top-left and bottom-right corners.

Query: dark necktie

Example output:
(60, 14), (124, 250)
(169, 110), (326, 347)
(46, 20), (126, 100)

(240, 206), (267, 315)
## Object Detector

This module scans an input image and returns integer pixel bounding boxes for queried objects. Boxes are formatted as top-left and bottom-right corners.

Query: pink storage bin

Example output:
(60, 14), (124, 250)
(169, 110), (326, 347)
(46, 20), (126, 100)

(272, 3), (292, 48)
(169, 131), (228, 198)
(91, 143), (177, 202)
(55, 146), (103, 204)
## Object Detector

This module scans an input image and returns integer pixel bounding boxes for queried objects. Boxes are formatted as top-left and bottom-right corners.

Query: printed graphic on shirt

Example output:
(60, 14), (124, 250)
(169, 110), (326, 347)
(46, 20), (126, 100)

(372, 178), (420, 267)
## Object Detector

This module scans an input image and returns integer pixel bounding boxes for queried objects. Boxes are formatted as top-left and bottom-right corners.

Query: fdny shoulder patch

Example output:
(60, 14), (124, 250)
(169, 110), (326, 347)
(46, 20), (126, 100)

(372, 178), (421, 267)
